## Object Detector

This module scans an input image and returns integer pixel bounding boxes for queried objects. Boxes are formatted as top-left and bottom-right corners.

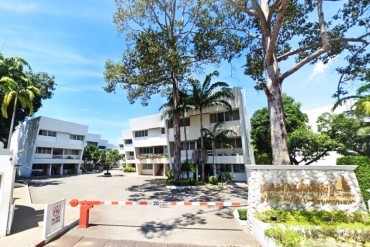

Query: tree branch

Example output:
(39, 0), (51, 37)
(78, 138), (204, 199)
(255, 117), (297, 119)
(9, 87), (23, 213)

(280, 0), (331, 81)
(227, 0), (258, 18)
(277, 34), (370, 61)
(265, 0), (289, 64)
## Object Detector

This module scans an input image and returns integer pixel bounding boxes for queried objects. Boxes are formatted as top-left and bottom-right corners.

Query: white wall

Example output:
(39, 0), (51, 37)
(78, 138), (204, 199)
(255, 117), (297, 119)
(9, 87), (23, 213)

(0, 143), (15, 237)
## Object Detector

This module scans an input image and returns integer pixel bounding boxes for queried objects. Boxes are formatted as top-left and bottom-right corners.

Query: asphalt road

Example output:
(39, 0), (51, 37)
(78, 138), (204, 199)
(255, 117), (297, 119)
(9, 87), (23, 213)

(28, 169), (259, 246)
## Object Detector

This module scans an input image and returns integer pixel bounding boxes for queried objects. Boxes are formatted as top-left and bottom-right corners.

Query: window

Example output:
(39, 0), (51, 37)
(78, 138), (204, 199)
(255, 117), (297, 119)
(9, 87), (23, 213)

(210, 110), (240, 123)
(86, 141), (98, 146)
(64, 149), (79, 155)
(233, 164), (245, 173)
(181, 141), (196, 150)
(161, 128), (165, 134)
(125, 139), (133, 144)
(139, 147), (151, 154)
(143, 164), (153, 170)
(36, 147), (52, 154)
(38, 129), (56, 137)
(135, 130), (148, 138)
(70, 134), (84, 141)
(167, 117), (190, 128)
(119, 144), (124, 148)
(98, 146), (106, 150)
(220, 164), (232, 172)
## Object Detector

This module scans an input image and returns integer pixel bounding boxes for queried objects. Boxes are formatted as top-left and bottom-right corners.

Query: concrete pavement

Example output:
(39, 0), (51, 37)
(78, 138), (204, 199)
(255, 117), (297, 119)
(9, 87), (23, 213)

(0, 170), (260, 246)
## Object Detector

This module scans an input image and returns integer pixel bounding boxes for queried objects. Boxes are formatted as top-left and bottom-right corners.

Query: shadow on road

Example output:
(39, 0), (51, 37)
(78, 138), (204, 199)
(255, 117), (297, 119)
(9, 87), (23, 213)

(10, 205), (43, 234)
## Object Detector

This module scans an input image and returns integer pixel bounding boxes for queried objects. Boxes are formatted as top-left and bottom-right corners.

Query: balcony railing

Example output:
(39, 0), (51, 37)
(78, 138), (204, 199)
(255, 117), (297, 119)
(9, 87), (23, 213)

(137, 154), (169, 160)
(34, 154), (80, 160)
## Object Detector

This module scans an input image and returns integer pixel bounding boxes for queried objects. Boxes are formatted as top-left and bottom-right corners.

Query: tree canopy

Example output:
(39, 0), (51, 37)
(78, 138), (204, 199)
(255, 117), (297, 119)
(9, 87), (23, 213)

(251, 95), (339, 165)
(0, 53), (56, 146)
(200, 0), (370, 164)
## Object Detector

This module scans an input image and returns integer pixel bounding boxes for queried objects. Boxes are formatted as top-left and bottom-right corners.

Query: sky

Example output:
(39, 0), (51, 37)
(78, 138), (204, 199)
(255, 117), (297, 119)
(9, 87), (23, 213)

(0, 0), (349, 145)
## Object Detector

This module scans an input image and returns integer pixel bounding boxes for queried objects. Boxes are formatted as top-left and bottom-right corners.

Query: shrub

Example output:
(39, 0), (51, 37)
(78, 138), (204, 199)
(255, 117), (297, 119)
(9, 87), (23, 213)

(208, 176), (218, 185)
(123, 167), (136, 172)
(224, 172), (235, 181)
(265, 228), (303, 247)
(238, 208), (247, 220)
(165, 169), (173, 179)
(337, 156), (370, 209)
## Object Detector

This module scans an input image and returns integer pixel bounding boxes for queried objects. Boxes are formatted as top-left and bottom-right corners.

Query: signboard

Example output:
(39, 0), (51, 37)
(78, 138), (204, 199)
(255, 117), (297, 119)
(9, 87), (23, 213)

(42, 198), (66, 240)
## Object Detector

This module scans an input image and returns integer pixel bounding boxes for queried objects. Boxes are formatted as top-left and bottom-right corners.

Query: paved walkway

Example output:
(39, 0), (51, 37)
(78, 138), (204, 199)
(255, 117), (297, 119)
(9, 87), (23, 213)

(0, 183), (79, 247)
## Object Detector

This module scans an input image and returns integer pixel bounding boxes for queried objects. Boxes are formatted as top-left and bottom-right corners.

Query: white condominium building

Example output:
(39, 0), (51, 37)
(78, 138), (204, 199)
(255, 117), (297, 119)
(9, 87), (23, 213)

(10, 116), (113, 177)
(118, 87), (255, 181)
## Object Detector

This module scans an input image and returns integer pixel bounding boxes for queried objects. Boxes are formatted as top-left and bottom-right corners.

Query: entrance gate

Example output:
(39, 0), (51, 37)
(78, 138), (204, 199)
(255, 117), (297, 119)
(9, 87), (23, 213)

(69, 199), (241, 228)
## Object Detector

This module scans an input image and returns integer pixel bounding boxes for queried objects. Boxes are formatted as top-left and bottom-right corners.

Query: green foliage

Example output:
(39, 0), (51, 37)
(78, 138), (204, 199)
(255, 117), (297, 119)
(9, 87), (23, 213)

(105, 150), (124, 172)
(123, 167), (136, 172)
(237, 208), (247, 220)
(337, 156), (370, 208)
(318, 113), (370, 157)
(208, 176), (218, 185)
(256, 210), (370, 226)
(0, 53), (56, 146)
(165, 169), (174, 180)
(251, 95), (338, 165)
(224, 172), (235, 181)
(265, 228), (303, 247)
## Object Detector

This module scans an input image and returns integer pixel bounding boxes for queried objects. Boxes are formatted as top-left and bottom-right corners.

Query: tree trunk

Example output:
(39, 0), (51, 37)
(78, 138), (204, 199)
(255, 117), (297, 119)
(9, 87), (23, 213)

(200, 108), (205, 183)
(183, 114), (189, 161)
(172, 82), (182, 180)
(266, 78), (290, 165)
(212, 141), (216, 176)
(7, 95), (18, 149)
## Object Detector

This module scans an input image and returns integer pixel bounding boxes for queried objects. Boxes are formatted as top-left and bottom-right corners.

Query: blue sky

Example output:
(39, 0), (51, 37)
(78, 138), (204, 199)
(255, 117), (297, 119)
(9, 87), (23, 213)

(0, 0), (346, 145)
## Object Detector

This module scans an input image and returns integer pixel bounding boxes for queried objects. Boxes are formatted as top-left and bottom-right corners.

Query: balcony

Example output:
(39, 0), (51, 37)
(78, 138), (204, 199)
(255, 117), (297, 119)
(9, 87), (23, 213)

(137, 154), (170, 164)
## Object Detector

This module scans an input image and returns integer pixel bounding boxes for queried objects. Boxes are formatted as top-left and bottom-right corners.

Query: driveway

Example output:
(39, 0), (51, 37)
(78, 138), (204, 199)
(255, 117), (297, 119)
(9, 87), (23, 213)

(28, 169), (258, 246)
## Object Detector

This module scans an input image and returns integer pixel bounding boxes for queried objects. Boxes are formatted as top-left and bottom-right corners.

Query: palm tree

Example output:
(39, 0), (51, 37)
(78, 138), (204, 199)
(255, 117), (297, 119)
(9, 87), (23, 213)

(160, 89), (194, 161)
(0, 56), (40, 148)
(189, 71), (234, 183)
(203, 122), (236, 176)
(334, 83), (370, 116)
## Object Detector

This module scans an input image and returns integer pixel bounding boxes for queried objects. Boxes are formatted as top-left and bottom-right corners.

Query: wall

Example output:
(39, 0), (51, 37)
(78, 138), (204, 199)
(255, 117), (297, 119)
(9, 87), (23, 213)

(0, 142), (15, 237)
(246, 165), (367, 219)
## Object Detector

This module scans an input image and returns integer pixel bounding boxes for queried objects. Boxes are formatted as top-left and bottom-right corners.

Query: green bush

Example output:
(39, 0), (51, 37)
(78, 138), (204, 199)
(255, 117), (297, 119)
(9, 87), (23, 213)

(165, 169), (174, 179)
(224, 172), (235, 181)
(208, 176), (218, 185)
(123, 167), (136, 172)
(265, 228), (303, 247)
(238, 208), (247, 220)
(337, 156), (370, 208)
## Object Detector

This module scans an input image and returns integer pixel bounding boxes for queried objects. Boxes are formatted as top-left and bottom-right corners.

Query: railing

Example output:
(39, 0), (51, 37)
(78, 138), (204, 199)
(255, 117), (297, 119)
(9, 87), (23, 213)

(34, 155), (80, 160)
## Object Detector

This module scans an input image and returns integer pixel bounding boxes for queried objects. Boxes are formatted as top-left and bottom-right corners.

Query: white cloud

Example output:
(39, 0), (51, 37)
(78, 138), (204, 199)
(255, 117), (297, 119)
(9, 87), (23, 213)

(308, 56), (339, 81)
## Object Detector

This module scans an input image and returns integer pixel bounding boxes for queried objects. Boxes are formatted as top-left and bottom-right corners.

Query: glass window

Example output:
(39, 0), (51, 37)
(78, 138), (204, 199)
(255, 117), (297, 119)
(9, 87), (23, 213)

(232, 110), (240, 120)
(233, 164), (245, 173)
(70, 134), (84, 141)
(220, 164), (232, 172)
(119, 144), (124, 148)
(189, 141), (196, 150)
(36, 147), (52, 154)
(210, 113), (217, 123)
(125, 139), (133, 144)
(143, 164), (153, 169)
(217, 112), (225, 122)
(39, 129), (56, 137)
(235, 137), (242, 148)
(161, 128), (165, 134)
(135, 130), (148, 138)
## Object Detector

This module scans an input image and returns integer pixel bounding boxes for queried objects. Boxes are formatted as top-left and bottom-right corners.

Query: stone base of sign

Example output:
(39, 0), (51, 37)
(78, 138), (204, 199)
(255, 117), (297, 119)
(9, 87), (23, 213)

(246, 165), (367, 228)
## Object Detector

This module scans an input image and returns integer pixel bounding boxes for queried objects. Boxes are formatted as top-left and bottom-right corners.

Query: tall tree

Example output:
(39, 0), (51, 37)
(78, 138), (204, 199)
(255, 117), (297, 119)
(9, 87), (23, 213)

(160, 89), (194, 161)
(202, 0), (370, 164)
(0, 56), (40, 148)
(317, 112), (370, 158)
(105, 150), (124, 174)
(189, 71), (233, 183)
(104, 0), (218, 180)
(203, 122), (236, 175)
(0, 54), (56, 146)
(251, 95), (338, 165)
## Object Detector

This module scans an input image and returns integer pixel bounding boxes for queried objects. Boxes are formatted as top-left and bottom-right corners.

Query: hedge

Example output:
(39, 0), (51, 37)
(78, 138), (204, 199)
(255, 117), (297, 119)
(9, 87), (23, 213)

(337, 156), (370, 209)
